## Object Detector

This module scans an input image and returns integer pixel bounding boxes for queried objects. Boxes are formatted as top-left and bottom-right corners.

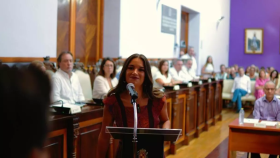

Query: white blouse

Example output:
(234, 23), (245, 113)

(203, 64), (214, 78)
(153, 71), (172, 88)
(92, 75), (118, 99)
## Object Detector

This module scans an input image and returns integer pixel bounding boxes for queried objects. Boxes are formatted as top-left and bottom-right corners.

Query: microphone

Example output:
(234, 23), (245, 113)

(126, 83), (138, 100)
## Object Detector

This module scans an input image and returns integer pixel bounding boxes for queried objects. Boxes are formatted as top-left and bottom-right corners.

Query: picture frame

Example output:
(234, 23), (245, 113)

(245, 28), (263, 54)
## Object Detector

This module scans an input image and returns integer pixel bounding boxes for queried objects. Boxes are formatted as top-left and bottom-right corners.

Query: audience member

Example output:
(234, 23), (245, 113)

(215, 64), (227, 80)
(154, 60), (180, 88)
(0, 65), (51, 158)
(179, 50), (185, 58)
(248, 66), (257, 81)
(169, 59), (189, 83)
(226, 67), (235, 79)
(266, 67), (274, 79)
(52, 51), (85, 103)
(180, 47), (197, 73)
(255, 69), (269, 99)
(245, 66), (251, 76)
(227, 67), (251, 112)
(270, 70), (279, 88)
(201, 56), (215, 78)
(255, 66), (259, 76)
(30, 60), (46, 71)
(97, 54), (170, 157)
(251, 81), (280, 158)
(92, 58), (118, 99)
(234, 64), (239, 76)
(234, 64), (239, 72)
(182, 58), (199, 81)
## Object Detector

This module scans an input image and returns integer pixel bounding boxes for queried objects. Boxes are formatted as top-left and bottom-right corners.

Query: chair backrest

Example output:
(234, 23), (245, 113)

(251, 81), (256, 94)
(46, 70), (54, 78)
(75, 70), (92, 100)
(222, 79), (234, 93)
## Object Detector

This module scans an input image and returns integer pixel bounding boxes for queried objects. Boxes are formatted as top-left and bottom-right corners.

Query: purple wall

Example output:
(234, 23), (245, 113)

(229, 0), (280, 70)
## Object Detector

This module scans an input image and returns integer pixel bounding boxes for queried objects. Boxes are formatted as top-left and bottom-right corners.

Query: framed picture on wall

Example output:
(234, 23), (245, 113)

(245, 28), (263, 54)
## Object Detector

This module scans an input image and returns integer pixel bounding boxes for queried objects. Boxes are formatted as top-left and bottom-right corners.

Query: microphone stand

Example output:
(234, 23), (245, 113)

(131, 97), (138, 158)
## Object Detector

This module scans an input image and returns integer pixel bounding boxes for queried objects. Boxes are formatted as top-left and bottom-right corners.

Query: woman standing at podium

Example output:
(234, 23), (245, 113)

(97, 54), (171, 158)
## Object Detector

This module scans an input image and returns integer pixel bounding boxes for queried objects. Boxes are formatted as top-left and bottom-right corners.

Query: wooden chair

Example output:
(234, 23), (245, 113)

(43, 56), (57, 72)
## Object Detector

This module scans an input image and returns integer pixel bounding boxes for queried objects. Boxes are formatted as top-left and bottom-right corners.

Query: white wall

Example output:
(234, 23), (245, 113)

(0, 0), (57, 58)
(118, 0), (230, 72)
(185, 0), (230, 73)
(119, 0), (181, 58)
(103, 0), (121, 58)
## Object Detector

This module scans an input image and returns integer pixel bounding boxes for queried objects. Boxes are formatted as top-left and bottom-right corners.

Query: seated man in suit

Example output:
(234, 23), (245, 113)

(0, 65), (51, 158)
(251, 81), (280, 158)
(182, 58), (199, 81)
(52, 51), (85, 103)
(169, 59), (189, 83)
(227, 67), (251, 112)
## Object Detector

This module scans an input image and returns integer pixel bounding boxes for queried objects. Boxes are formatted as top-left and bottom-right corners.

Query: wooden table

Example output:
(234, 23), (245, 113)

(228, 118), (280, 158)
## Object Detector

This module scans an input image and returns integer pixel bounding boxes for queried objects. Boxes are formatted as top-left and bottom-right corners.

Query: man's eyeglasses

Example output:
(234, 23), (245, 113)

(265, 88), (275, 91)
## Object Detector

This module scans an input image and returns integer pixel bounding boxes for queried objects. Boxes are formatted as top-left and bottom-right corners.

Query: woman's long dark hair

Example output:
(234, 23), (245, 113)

(108, 54), (163, 99)
(270, 70), (279, 79)
(158, 59), (169, 77)
(98, 57), (116, 79)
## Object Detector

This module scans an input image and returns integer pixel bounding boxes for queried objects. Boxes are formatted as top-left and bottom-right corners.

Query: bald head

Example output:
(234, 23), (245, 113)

(264, 81), (276, 100)
(264, 81), (276, 88)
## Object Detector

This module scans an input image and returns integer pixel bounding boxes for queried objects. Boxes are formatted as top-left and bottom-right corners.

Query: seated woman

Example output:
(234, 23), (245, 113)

(255, 69), (269, 99)
(97, 54), (170, 158)
(226, 67), (236, 79)
(201, 56), (214, 79)
(270, 70), (279, 88)
(248, 66), (257, 81)
(245, 66), (251, 76)
(154, 60), (181, 88)
(92, 58), (118, 99)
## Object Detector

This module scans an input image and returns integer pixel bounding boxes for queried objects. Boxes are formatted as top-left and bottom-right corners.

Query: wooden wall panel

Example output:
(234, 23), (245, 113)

(46, 129), (68, 158)
(75, 0), (103, 65)
(164, 98), (172, 153)
(196, 86), (206, 137)
(57, 0), (70, 57)
(79, 123), (102, 158)
(184, 89), (197, 145)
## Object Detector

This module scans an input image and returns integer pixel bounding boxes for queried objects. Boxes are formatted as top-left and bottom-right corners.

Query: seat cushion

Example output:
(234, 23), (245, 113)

(222, 93), (232, 100)
(250, 81), (256, 94)
(222, 80), (234, 94)
(241, 95), (256, 101)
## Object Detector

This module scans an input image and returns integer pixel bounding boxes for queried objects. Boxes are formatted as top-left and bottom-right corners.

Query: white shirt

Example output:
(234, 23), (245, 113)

(231, 75), (251, 93)
(182, 66), (199, 80)
(181, 54), (197, 73)
(169, 67), (191, 83)
(202, 64), (214, 78)
(52, 69), (85, 104)
(153, 71), (172, 88)
(92, 75), (118, 99)
(151, 66), (159, 79)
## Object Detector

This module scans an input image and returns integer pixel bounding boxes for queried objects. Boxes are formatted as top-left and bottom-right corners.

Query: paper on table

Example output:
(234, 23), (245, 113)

(244, 118), (259, 123)
(260, 121), (277, 126)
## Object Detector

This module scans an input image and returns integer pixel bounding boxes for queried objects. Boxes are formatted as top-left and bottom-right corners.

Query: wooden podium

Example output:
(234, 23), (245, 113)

(106, 127), (181, 158)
